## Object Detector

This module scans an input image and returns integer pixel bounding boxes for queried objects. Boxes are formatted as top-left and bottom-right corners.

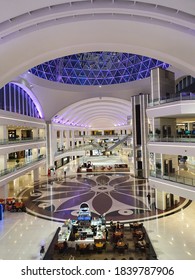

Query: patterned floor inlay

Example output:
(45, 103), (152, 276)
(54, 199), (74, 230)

(19, 173), (189, 223)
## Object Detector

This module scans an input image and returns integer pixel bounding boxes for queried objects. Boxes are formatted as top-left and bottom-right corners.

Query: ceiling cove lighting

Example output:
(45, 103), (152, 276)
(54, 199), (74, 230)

(29, 51), (170, 86)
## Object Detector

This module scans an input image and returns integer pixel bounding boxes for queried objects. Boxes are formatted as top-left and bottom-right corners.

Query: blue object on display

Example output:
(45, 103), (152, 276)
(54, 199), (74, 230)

(0, 204), (3, 220)
(77, 216), (91, 221)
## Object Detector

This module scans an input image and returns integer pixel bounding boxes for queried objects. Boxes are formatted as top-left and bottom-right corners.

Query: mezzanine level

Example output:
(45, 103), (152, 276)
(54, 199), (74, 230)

(148, 91), (195, 107)
(150, 170), (195, 188)
(148, 135), (195, 143)
(0, 137), (46, 145)
(0, 155), (46, 186)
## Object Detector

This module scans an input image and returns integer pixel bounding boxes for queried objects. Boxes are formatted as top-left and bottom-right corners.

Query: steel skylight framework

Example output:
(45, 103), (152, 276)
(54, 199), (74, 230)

(29, 52), (170, 86)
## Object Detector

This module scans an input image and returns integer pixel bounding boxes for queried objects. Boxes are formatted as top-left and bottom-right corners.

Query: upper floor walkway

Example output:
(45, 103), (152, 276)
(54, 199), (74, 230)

(148, 135), (195, 143)
(148, 91), (195, 107)
(0, 137), (46, 145)
(150, 169), (195, 188)
(0, 155), (46, 186)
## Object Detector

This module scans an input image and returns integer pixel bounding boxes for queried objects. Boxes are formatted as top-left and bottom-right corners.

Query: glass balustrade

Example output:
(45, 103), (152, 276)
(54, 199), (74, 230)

(0, 137), (46, 145)
(149, 170), (195, 187)
(0, 155), (46, 178)
(148, 91), (195, 107)
(54, 144), (94, 156)
(148, 135), (195, 143)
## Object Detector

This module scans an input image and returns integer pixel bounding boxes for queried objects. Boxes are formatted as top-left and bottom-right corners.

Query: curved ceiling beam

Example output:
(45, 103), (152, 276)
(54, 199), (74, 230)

(0, 1), (194, 42)
(52, 97), (131, 127)
(60, 106), (130, 123)
(81, 116), (123, 128)
(53, 97), (131, 120)
(70, 112), (127, 126)
(56, 108), (129, 127)
(0, 0), (194, 90)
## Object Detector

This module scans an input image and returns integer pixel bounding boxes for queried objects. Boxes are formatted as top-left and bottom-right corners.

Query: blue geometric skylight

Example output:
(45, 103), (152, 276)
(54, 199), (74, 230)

(29, 52), (170, 86)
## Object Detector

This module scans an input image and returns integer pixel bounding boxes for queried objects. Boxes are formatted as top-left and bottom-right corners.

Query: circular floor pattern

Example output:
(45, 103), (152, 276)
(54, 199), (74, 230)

(20, 173), (190, 223)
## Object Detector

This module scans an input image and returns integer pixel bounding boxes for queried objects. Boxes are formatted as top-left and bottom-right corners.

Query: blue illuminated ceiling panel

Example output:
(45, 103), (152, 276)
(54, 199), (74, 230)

(29, 52), (170, 86)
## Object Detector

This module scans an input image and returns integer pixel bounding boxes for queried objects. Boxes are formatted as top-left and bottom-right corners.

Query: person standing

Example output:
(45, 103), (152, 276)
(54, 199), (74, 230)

(147, 193), (151, 205)
(64, 169), (66, 179)
(40, 245), (45, 259)
(104, 227), (108, 241)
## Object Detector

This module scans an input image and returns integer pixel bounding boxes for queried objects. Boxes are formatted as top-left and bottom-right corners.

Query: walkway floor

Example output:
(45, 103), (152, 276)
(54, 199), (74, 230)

(0, 156), (195, 260)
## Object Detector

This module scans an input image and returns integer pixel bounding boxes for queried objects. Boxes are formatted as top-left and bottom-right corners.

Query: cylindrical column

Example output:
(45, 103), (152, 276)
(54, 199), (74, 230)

(0, 184), (9, 199)
(33, 168), (39, 184)
(46, 122), (53, 167)
(0, 125), (7, 140)
(0, 155), (7, 171)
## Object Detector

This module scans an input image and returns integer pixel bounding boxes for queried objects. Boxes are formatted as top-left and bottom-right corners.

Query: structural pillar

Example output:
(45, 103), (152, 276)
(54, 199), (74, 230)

(131, 93), (149, 178)
(33, 168), (39, 184)
(0, 184), (9, 199)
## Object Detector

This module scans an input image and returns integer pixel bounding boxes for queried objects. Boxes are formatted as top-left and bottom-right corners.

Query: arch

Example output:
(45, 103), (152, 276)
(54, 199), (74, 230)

(52, 97), (131, 128)
(0, 1), (195, 87)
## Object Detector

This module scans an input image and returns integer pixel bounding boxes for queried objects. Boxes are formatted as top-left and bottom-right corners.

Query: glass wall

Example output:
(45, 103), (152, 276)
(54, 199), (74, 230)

(0, 83), (41, 118)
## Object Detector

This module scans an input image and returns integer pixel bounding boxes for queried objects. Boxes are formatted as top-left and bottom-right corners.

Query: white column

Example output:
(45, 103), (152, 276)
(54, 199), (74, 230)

(65, 130), (70, 149)
(40, 128), (46, 139)
(72, 130), (75, 148)
(33, 168), (39, 183)
(62, 130), (66, 149)
(0, 125), (7, 140)
(46, 122), (55, 167)
(16, 128), (21, 138)
(39, 164), (47, 176)
(33, 128), (38, 139)
(58, 130), (62, 149)
(188, 123), (193, 131)
(0, 184), (9, 199)
(0, 155), (7, 170)
(32, 148), (38, 160)
(156, 190), (166, 210)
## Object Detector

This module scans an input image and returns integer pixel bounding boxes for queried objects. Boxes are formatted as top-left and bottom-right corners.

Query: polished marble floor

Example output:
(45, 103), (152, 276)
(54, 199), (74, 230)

(0, 156), (195, 260)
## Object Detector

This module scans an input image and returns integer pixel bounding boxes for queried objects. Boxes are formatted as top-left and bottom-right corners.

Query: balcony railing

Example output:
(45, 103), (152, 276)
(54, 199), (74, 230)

(0, 155), (46, 178)
(148, 91), (195, 107)
(82, 134), (131, 139)
(148, 135), (195, 143)
(0, 137), (46, 145)
(150, 170), (195, 187)
(54, 144), (94, 156)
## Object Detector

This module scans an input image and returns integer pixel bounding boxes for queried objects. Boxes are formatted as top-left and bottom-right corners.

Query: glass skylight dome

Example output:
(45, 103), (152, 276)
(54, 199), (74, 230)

(29, 51), (170, 86)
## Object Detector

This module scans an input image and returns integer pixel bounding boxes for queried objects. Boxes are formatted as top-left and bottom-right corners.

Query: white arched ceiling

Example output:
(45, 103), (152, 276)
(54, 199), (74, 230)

(0, 0), (195, 88)
(52, 97), (131, 129)
(0, 0), (194, 129)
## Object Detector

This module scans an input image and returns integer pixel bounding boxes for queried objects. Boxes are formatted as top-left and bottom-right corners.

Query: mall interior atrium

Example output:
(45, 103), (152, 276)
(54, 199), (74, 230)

(0, 0), (195, 260)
